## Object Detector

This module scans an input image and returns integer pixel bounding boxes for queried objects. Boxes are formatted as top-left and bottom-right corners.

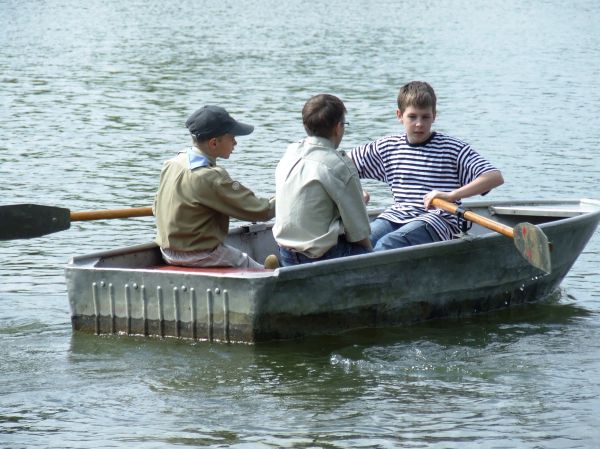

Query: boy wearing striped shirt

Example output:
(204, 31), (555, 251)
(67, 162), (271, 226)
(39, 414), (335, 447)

(350, 81), (504, 251)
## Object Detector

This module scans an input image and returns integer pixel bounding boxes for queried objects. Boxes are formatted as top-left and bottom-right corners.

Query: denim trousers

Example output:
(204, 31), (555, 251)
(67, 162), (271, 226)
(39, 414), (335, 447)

(279, 236), (371, 267)
(370, 218), (441, 251)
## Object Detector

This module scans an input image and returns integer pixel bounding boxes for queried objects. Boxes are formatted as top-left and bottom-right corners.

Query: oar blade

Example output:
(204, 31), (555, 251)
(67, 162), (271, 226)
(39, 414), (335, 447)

(0, 204), (70, 240)
(513, 222), (552, 274)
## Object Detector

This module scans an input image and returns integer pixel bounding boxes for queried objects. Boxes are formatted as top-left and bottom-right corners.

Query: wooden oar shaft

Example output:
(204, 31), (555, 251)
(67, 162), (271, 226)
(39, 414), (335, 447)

(70, 207), (153, 222)
(431, 198), (514, 239)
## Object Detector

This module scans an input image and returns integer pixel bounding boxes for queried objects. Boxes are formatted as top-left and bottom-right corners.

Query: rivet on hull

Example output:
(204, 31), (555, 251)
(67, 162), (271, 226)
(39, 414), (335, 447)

(124, 284), (131, 335)
(173, 286), (180, 338)
(92, 282), (100, 335)
(223, 290), (230, 343)
(190, 288), (197, 340)
(206, 289), (214, 342)
(141, 285), (148, 336)
(157, 286), (164, 338)
(109, 283), (115, 334)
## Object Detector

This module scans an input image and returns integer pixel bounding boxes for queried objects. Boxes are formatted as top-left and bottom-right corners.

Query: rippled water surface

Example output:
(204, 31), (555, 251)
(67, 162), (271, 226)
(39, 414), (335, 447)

(2, 0), (600, 447)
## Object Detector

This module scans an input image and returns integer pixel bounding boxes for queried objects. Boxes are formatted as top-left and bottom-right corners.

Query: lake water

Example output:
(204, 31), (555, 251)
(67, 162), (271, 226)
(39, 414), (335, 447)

(2, 0), (600, 447)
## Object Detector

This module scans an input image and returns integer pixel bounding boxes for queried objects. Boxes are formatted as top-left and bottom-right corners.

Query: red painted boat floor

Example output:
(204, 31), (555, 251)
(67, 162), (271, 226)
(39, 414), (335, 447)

(150, 265), (270, 274)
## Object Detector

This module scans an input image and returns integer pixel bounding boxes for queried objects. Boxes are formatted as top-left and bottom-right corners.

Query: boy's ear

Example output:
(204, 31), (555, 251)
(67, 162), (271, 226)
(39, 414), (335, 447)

(396, 109), (403, 122)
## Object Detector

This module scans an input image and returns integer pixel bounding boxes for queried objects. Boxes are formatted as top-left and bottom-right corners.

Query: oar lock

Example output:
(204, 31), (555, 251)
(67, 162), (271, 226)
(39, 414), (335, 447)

(454, 205), (473, 234)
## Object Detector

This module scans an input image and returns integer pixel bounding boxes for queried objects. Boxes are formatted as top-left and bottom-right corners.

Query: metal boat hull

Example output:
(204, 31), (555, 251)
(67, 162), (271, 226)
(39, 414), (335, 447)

(65, 199), (600, 343)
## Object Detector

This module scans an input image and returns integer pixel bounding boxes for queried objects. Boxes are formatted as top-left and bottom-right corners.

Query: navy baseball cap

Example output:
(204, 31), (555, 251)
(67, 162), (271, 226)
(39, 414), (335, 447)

(185, 105), (254, 140)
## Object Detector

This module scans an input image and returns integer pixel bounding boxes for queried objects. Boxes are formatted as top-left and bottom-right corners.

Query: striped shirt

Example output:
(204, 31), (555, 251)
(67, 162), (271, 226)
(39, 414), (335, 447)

(350, 132), (498, 240)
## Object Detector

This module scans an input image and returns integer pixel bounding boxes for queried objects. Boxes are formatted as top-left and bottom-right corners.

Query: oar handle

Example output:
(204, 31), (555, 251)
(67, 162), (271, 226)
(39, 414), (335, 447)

(70, 207), (154, 222)
(431, 198), (514, 239)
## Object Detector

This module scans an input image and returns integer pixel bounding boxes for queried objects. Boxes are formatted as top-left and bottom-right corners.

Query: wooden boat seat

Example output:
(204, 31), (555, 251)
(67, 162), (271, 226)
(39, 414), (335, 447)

(150, 265), (271, 273)
(490, 205), (586, 217)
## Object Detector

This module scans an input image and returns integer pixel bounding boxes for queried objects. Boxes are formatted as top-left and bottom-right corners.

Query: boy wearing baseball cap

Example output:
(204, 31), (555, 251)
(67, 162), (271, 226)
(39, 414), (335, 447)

(154, 105), (276, 269)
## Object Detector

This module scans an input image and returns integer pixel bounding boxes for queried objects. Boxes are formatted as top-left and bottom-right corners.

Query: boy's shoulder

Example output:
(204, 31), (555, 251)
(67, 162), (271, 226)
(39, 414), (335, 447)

(428, 132), (469, 148)
(375, 132), (470, 155)
(364, 134), (407, 151)
(373, 132), (466, 148)
(376, 134), (407, 144)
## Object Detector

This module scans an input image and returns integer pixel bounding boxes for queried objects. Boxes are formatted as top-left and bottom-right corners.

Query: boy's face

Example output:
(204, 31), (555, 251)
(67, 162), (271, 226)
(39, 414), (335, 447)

(397, 106), (436, 144)
(209, 133), (237, 159)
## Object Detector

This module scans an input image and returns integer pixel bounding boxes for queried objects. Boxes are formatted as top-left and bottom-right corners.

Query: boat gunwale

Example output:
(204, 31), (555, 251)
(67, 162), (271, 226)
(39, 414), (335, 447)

(65, 198), (600, 278)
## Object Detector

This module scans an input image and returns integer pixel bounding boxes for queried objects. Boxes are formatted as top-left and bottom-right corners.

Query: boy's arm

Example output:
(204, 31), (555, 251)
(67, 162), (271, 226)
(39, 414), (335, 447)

(423, 170), (504, 209)
(347, 153), (371, 205)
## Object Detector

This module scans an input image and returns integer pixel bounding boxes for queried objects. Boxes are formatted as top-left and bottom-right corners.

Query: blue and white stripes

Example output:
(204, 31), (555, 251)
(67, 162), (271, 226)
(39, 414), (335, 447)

(350, 132), (498, 240)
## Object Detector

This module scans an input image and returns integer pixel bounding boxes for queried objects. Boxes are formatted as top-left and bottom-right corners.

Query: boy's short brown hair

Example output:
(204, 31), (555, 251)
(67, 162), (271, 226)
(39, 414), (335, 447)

(397, 81), (437, 115)
(302, 94), (347, 138)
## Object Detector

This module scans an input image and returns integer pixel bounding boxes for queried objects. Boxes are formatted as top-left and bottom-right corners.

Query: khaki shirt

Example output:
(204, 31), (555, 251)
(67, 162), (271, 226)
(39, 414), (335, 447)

(273, 136), (370, 258)
(154, 148), (275, 252)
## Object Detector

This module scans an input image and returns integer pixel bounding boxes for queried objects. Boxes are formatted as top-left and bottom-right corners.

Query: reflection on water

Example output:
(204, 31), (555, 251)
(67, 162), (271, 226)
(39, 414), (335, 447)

(47, 300), (596, 447)
(2, 0), (600, 447)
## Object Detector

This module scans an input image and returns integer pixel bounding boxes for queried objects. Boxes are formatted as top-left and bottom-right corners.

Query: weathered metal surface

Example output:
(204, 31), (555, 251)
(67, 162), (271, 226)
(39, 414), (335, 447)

(65, 199), (600, 343)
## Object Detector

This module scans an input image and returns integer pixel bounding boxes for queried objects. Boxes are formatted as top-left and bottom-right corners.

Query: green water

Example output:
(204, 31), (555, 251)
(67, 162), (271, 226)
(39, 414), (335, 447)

(2, 0), (600, 447)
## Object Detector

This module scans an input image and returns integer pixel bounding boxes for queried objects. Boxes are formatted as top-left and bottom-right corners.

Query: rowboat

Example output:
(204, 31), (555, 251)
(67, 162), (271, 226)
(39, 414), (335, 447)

(60, 198), (600, 343)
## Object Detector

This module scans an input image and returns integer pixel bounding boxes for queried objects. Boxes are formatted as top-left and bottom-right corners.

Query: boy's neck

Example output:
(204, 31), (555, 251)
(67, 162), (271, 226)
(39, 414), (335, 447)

(406, 131), (435, 146)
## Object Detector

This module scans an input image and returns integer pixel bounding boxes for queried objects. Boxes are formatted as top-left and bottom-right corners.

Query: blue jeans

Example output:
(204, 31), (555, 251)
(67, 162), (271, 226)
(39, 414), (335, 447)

(279, 236), (371, 267)
(370, 218), (441, 251)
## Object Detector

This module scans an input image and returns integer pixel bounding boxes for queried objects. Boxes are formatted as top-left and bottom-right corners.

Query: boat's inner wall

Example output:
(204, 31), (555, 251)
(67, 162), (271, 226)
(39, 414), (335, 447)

(78, 205), (577, 269)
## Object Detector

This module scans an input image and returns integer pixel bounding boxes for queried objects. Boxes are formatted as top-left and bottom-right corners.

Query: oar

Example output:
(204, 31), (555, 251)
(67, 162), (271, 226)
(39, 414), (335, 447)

(0, 204), (153, 240)
(431, 198), (552, 273)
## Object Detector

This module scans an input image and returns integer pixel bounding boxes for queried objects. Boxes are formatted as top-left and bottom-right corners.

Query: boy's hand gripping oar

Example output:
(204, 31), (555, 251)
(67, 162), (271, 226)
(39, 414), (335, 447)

(0, 204), (154, 240)
(431, 198), (552, 274)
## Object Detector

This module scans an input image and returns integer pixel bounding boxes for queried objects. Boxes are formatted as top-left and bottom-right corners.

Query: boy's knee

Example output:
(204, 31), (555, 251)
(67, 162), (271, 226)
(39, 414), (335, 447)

(374, 233), (410, 251)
